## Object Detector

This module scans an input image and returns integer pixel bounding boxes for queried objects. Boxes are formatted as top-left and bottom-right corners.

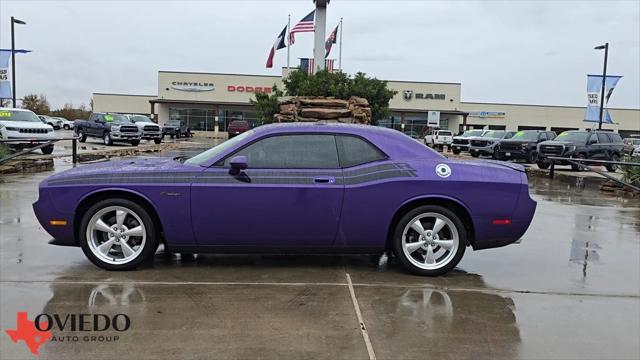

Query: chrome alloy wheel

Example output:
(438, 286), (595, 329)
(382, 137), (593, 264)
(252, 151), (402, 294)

(401, 212), (459, 270)
(86, 206), (146, 265)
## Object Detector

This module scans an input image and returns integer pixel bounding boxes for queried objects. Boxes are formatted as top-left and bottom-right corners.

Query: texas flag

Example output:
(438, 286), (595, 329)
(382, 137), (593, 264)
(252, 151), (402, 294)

(266, 25), (287, 68)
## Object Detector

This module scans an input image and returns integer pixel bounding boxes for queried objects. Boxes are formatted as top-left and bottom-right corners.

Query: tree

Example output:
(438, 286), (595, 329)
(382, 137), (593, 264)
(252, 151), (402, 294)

(280, 70), (397, 125)
(21, 94), (50, 114)
(50, 103), (91, 121)
(250, 86), (284, 124)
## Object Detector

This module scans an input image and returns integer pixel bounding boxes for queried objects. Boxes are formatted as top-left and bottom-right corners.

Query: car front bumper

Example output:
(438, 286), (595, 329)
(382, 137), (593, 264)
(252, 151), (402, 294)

(470, 145), (496, 156)
(451, 144), (469, 152)
(111, 132), (141, 140)
(496, 149), (528, 160)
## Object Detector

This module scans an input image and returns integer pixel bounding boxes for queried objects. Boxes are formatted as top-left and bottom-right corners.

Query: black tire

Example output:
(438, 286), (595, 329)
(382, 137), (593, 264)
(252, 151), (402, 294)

(392, 205), (467, 276)
(605, 154), (620, 172)
(572, 153), (586, 171)
(526, 150), (537, 164)
(176, 132), (181, 139)
(63, 125), (70, 130)
(77, 129), (87, 142)
(41, 145), (54, 155)
(131, 140), (140, 147)
(153, 138), (161, 144)
(79, 198), (159, 271)
(103, 132), (113, 146)
(452, 149), (460, 155)
(471, 152), (480, 158)
(170, 134), (174, 139)
(537, 160), (551, 169)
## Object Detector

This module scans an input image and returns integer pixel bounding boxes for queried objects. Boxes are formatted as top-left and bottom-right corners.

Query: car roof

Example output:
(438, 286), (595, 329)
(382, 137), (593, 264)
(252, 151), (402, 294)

(253, 122), (403, 137)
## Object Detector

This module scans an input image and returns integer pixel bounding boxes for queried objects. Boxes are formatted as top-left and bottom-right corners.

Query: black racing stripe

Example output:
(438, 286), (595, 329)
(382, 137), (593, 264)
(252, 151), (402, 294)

(46, 163), (417, 186)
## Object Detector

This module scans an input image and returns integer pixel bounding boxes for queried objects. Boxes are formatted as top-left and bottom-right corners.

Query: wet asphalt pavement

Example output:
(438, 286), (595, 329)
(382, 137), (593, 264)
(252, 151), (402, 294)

(0, 148), (639, 359)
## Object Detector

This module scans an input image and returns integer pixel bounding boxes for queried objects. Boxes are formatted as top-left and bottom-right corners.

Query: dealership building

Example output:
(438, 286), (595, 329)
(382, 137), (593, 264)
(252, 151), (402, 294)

(93, 69), (640, 138)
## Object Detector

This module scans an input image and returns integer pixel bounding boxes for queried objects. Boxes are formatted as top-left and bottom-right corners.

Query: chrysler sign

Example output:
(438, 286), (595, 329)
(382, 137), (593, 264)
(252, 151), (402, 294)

(170, 81), (215, 92)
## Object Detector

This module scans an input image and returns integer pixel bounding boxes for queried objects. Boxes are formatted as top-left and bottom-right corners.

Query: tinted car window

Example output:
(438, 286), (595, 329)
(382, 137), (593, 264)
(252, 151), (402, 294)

(597, 133), (609, 143)
(336, 135), (386, 167)
(608, 133), (623, 143)
(539, 132), (547, 141)
(587, 134), (598, 144)
(224, 134), (339, 169)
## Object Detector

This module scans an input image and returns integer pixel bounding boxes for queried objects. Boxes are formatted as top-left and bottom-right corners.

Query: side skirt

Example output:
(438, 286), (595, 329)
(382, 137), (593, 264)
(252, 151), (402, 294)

(167, 245), (385, 255)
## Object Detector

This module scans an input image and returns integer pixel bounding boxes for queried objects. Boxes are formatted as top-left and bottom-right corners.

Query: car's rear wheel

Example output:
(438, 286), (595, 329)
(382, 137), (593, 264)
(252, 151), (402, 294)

(392, 205), (466, 276)
(605, 154), (620, 172)
(452, 149), (460, 155)
(471, 152), (480, 158)
(63, 124), (70, 130)
(80, 199), (158, 271)
(77, 129), (87, 142)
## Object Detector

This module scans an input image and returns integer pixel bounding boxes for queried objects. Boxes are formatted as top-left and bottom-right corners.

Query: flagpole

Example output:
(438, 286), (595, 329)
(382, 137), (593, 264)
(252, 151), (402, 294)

(287, 14), (291, 70)
(338, 17), (343, 71)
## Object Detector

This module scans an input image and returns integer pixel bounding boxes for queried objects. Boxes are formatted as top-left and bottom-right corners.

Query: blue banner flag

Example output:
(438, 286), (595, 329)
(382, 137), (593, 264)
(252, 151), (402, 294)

(0, 50), (11, 99)
(584, 74), (622, 123)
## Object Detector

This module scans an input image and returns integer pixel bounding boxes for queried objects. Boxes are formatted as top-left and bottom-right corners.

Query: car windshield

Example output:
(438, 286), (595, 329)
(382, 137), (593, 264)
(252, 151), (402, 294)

(166, 120), (181, 126)
(130, 115), (152, 123)
(184, 129), (255, 166)
(438, 131), (452, 136)
(55, 117), (68, 121)
(511, 131), (539, 140)
(556, 131), (589, 142)
(103, 114), (130, 123)
(0, 109), (41, 122)
(482, 130), (505, 139)
(462, 130), (483, 137)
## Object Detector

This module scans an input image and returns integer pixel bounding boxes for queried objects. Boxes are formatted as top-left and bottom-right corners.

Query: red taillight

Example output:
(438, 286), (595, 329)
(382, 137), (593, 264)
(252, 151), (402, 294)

(492, 219), (512, 225)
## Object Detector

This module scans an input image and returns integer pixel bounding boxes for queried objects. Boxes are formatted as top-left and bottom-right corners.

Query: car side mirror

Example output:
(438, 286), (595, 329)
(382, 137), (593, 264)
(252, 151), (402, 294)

(229, 155), (248, 175)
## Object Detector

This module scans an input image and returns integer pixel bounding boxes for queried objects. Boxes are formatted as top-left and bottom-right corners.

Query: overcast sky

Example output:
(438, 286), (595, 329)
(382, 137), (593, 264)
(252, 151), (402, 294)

(1, 0), (639, 110)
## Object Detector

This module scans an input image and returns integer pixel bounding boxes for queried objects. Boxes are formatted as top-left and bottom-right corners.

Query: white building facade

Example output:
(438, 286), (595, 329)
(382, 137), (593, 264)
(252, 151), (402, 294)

(93, 70), (640, 138)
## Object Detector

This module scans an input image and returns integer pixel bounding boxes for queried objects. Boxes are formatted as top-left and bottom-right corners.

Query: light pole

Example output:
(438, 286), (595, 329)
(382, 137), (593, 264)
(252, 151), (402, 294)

(594, 43), (608, 130)
(11, 16), (27, 108)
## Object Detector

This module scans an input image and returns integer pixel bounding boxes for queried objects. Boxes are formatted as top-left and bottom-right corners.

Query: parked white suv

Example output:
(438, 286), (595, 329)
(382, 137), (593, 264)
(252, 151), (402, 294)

(424, 129), (453, 149)
(0, 108), (57, 154)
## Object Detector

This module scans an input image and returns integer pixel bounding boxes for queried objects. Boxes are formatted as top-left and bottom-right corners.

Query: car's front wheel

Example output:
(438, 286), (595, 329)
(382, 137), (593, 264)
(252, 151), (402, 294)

(452, 149), (460, 155)
(392, 205), (466, 276)
(63, 124), (70, 130)
(77, 129), (87, 142)
(79, 199), (159, 271)
(154, 138), (161, 144)
(41, 145), (54, 155)
(103, 132), (113, 146)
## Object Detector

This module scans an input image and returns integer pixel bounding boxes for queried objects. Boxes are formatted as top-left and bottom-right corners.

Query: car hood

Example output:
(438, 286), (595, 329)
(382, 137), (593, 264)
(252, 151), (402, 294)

(44, 157), (201, 184)
(0, 120), (53, 130)
(133, 122), (160, 128)
(500, 139), (533, 144)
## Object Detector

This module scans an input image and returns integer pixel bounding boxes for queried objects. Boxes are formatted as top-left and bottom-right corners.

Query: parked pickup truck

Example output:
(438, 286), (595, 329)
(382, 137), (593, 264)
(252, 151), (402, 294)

(128, 115), (162, 144)
(424, 129), (453, 150)
(75, 113), (141, 146)
(0, 108), (56, 154)
(537, 130), (624, 172)
(469, 130), (516, 158)
(451, 129), (485, 155)
(495, 130), (556, 164)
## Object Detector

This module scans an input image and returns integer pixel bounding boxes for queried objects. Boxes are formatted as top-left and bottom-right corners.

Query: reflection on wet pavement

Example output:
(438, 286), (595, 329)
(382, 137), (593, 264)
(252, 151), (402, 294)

(1, 149), (639, 359)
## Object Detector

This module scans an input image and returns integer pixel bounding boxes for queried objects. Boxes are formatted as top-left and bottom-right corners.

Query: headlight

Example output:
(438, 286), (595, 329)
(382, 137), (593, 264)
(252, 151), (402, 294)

(486, 140), (494, 145)
(521, 143), (528, 149)
(47, 128), (53, 133)
(111, 125), (120, 131)
(5, 127), (18, 131)
(565, 145), (576, 153)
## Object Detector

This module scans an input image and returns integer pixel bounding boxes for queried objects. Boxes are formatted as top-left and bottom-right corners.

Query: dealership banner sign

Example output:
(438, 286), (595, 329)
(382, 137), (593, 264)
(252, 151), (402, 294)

(0, 50), (11, 99)
(584, 74), (622, 123)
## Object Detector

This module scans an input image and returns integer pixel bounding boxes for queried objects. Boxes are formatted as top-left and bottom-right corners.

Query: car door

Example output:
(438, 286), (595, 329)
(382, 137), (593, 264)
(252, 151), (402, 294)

(596, 132), (611, 160)
(190, 134), (344, 247)
(586, 133), (600, 159)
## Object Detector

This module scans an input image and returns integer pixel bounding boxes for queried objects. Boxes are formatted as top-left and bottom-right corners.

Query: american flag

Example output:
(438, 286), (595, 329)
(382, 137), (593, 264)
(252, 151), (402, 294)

(325, 24), (339, 58)
(300, 58), (335, 74)
(289, 10), (315, 45)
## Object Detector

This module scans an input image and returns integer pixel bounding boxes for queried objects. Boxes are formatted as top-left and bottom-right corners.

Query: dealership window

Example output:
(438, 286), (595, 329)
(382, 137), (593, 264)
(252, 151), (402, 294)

(517, 125), (546, 131)
(224, 135), (340, 169)
(218, 108), (259, 131)
(169, 108), (216, 131)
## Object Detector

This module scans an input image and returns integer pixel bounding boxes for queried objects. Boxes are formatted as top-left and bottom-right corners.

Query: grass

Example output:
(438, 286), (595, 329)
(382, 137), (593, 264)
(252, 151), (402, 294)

(0, 144), (9, 159)
(621, 155), (640, 187)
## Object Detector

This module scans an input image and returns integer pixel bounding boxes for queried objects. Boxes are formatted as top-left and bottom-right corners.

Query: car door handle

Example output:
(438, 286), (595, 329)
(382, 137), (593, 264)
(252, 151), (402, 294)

(313, 176), (335, 184)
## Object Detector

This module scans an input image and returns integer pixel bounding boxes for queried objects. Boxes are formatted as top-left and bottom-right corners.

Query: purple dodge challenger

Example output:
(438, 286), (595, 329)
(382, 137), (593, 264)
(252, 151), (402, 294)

(33, 123), (536, 275)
